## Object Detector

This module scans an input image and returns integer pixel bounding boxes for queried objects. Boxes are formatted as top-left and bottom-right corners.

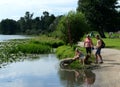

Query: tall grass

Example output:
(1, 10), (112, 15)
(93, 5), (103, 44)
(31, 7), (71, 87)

(31, 35), (64, 48)
(56, 45), (75, 59)
(7, 35), (65, 54)
(0, 36), (64, 67)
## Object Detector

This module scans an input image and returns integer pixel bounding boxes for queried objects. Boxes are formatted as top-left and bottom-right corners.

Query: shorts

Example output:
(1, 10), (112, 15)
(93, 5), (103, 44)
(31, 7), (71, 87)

(79, 53), (85, 59)
(95, 47), (101, 55)
(86, 47), (92, 54)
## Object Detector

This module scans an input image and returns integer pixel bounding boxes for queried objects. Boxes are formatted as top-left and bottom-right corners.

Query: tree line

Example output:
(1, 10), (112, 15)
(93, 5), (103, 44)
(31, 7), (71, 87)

(0, 0), (119, 40)
(0, 11), (56, 35)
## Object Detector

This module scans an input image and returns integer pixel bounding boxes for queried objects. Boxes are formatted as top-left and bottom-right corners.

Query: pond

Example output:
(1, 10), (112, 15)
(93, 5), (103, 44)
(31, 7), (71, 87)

(0, 35), (30, 42)
(0, 54), (96, 87)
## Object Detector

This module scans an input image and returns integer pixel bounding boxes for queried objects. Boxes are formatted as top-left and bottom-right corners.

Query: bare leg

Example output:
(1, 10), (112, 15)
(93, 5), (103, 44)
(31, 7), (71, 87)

(95, 54), (99, 63)
(98, 54), (103, 63)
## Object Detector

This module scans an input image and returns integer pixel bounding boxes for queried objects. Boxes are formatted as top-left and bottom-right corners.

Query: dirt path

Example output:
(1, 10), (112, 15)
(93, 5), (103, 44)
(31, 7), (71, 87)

(78, 42), (120, 87)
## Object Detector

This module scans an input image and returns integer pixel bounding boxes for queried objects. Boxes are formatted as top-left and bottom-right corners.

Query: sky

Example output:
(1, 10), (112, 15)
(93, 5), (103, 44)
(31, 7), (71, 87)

(0, 0), (78, 21)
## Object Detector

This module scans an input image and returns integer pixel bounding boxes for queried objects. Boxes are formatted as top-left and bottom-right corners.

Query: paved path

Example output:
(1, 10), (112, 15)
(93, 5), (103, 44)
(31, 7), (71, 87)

(78, 42), (120, 87)
(78, 42), (120, 68)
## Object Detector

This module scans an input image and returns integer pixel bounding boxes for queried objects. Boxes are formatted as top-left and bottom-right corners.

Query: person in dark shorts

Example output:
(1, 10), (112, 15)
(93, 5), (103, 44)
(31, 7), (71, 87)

(95, 35), (103, 64)
(84, 35), (93, 56)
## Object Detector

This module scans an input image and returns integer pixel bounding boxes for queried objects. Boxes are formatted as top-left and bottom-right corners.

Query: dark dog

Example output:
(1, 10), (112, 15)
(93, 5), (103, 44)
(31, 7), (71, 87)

(60, 55), (90, 68)
(60, 58), (76, 68)
(84, 55), (91, 64)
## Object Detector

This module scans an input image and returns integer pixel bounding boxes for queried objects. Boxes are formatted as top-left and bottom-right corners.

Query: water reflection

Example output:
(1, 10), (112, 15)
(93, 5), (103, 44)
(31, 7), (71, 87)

(0, 53), (96, 87)
(58, 69), (96, 87)
(0, 54), (61, 87)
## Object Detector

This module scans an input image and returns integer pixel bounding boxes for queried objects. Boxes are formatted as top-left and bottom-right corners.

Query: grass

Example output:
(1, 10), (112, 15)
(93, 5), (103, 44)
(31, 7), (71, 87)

(83, 31), (120, 50)
(102, 38), (120, 49)
(56, 45), (95, 69)
(31, 35), (64, 48)
(91, 37), (120, 50)
(101, 32), (120, 49)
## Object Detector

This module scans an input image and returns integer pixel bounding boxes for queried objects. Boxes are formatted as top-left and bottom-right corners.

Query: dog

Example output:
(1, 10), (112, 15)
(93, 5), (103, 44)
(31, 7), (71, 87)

(60, 55), (90, 68)
(60, 58), (76, 68)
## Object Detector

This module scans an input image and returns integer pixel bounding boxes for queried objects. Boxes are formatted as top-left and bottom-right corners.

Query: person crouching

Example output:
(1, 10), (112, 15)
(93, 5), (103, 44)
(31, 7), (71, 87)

(73, 48), (86, 65)
(59, 48), (90, 68)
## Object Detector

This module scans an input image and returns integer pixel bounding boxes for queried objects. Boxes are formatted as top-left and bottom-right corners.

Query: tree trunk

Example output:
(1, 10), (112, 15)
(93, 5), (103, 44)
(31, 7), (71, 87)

(98, 29), (106, 38)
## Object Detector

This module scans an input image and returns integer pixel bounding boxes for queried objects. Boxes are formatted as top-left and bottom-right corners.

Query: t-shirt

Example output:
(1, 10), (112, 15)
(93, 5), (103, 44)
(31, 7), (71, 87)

(96, 39), (102, 48)
(84, 38), (92, 47)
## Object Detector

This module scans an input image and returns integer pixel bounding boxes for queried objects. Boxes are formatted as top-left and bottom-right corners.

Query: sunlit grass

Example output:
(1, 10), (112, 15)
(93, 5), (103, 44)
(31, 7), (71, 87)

(82, 31), (120, 50)
(91, 38), (120, 49)
(103, 38), (120, 49)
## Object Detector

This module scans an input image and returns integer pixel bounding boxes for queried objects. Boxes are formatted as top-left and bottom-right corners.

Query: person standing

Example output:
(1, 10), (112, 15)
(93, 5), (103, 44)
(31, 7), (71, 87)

(95, 34), (103, 64)
(84, 35), (93, 56)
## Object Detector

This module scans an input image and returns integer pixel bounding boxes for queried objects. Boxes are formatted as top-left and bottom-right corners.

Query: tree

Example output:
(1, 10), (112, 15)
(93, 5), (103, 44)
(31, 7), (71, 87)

(18, 17), (26, 33)
(0, 11), (56, 35)
(40, 11), (56, 32)
(56, 11), (89, 45)
(77, 0), (120, 38)
(49, 15), (63, 33)
(0, 19), (19, 34)
(18, 11), (34, 34)
(24, 11), (34, 30)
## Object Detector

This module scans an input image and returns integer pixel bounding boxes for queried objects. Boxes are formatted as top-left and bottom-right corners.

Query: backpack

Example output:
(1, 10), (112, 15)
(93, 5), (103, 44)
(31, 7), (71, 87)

(101, 39), (105, 48)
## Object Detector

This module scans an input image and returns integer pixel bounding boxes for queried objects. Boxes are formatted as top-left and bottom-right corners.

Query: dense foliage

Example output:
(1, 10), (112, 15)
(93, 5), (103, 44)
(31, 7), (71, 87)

(0, 11), (56, 35)
(77, 0), (120, 38)
(56, 11), (89, 45)
(0, 19), (20, 34)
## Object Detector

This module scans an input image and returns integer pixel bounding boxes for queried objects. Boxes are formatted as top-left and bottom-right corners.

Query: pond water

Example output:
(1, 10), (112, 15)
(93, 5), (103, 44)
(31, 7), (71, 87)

(0, 35), (96, 87)
(0, 54), (96, 87)
(0, 35), (30, 42)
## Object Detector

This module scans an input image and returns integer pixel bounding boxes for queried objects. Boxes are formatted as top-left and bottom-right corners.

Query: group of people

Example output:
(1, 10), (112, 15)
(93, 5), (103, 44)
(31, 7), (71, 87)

(60, 34), (104, 67)
(73, 34), (104, 65)
(84, 34), (103, 64)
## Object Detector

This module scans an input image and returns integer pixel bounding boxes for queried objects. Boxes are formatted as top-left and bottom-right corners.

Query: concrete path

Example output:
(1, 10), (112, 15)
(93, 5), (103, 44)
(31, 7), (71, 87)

(78, 42), (120, 87)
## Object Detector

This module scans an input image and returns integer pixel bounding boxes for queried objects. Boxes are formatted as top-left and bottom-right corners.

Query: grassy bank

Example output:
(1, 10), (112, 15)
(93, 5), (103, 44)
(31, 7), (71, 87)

(56, 45), (95, 69)
(0, 35), (64, 67)
(8, 35), (64, 54)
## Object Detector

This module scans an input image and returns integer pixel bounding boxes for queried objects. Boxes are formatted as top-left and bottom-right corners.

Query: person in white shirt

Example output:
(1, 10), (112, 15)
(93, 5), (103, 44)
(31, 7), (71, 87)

(95, 35), (103, 64)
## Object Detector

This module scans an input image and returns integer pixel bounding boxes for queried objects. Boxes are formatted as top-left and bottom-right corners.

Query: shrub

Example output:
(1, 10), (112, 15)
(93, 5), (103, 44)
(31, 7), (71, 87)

(56, 11), (89, 44)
